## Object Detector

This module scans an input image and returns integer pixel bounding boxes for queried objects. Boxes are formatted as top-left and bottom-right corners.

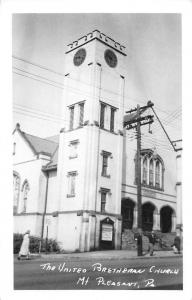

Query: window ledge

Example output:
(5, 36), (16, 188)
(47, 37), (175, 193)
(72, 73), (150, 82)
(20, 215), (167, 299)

(99, 127), (118, 135)
(67, 194), (75, 198)
(141, 183), (164, 192)
(69, 155), (78, 159)
(101, 174), (111, 178)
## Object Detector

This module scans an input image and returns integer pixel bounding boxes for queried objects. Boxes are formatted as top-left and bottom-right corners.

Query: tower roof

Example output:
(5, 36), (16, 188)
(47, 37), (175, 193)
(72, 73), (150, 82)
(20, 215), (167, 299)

(66, 29), (126, 56)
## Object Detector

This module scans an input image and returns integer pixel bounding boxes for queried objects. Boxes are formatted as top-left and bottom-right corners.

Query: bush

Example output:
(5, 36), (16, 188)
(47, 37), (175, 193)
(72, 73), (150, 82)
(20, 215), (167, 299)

(13, 233), (61, 254)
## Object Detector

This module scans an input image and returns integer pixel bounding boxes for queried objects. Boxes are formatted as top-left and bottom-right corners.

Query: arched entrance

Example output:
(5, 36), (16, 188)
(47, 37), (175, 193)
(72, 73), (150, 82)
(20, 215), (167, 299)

(160, 206), (173, 233)
(142, 202), (155, 231)
(121, 198), (135, 230)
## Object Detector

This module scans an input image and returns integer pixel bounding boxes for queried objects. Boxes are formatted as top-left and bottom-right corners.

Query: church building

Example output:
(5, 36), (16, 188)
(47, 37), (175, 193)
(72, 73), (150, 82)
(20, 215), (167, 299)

(13, 30), (180, 252)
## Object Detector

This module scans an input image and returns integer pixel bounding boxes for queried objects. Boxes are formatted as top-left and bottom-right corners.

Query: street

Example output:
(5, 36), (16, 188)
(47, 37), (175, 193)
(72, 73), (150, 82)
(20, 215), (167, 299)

(14, 255), (182, 290)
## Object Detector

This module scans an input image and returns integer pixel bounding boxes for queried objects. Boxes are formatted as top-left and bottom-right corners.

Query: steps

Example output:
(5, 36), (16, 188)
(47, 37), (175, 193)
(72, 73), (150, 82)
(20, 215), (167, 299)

(121, 229), (176, 251)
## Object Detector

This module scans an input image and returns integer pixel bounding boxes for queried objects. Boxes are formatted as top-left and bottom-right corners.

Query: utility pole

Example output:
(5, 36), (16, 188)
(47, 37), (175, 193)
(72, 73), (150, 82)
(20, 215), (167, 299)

(136, 105), (142, 256)
(124, 101), (154, 256)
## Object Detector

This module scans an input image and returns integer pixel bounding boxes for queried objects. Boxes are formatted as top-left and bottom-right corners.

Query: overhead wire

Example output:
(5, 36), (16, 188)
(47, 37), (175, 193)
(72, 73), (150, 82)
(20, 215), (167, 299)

(13, 55), (180, 118)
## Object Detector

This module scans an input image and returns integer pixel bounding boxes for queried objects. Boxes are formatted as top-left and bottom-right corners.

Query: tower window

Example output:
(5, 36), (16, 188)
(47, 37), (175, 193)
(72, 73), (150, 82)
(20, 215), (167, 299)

(100, 188), (111, 213)
(69, 140), (79, 159)
(67, 171), (77, 197)
(101, 151), (111, 178)
(100, 103), (106, 129)
(69, 106), (74, 130)
(110, 107), (116, 132)
(101, 191), (107, 212)
(79, 102), (84, 126)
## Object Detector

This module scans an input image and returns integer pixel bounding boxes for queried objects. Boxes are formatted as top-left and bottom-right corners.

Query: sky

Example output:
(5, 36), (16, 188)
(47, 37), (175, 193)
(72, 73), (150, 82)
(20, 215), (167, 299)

(12, 13), (181, 141)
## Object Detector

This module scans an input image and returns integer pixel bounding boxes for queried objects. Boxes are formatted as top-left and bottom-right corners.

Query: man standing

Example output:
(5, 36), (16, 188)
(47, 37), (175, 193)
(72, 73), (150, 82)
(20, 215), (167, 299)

(148, 230), (156, 256)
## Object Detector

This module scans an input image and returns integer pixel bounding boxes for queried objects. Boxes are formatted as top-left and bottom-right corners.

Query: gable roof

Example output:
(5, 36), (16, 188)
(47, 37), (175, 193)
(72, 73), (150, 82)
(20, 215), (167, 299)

(23, 132), (58, 157)
(14, 123), (59, 157)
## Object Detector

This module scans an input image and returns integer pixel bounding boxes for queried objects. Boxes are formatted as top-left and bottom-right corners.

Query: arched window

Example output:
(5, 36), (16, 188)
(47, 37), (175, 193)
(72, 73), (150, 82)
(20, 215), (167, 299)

(13, 172), (20, 213)
(149, 159), (153, 186)
(143, 157), (147, 185)
(155, 161), (160, 188)
(21, 180), (30, 213)
(137, 149), (164, 190)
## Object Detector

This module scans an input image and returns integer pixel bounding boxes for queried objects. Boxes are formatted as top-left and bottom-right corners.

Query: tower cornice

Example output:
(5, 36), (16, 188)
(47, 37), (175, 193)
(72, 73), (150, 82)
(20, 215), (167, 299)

(65, 29), (127, 56)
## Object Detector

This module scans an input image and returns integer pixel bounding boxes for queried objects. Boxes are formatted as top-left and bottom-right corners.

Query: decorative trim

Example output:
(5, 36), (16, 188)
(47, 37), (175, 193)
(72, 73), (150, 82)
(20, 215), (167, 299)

(94, 120), (99, 127)
(83, 120), (89, 126)
(101, 174), (111, 179)
(66, 36), (127, 56)
(118, 130), (124, 136)
(100, 127), (118, 135)
(14, 212), (43, 216)
(14, 209), (122, 219)
(82, 217), (89, 223)
(122, 190), (176, 203)
(99, 187), (111, 194)
(101, 150), (112, 157)
(77, 211), (83, 216)
(122, 183), (176, 198)
(100, 100), (118, 110)
(66, 194), (75, 198)
(52, 211), (58, 217)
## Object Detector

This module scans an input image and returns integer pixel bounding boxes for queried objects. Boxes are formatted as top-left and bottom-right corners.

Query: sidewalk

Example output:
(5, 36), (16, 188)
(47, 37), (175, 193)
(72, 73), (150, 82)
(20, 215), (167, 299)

(33, 249), (182, 261)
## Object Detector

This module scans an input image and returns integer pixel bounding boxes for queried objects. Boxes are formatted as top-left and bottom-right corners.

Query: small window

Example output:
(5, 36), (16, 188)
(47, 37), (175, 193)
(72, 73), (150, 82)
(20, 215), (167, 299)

(101, 191), (107, 212)
(110, 107), (116, 132)
(21, 181), (30, 213)
(13, 173), (20, 214)
(79, 102), (84, 126)
(13, 142), (16, 155)
(67, 171), (77, 197)
(100, 103), (105, 129)
(100, 188), (110, 212)
(69, 106), (75, 130)
(69, 140), (79, 159)
(101, 151), (111, 177)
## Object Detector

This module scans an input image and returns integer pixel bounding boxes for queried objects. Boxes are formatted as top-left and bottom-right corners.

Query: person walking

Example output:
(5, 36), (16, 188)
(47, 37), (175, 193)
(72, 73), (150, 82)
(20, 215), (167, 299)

(18, 230), (31, 260)
(148, 230), (157, 256)
(172, 235), (181, 254)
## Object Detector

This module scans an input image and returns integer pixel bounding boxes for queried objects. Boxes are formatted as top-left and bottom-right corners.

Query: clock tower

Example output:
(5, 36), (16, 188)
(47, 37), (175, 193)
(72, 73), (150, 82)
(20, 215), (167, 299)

(56, 30), (126, 252)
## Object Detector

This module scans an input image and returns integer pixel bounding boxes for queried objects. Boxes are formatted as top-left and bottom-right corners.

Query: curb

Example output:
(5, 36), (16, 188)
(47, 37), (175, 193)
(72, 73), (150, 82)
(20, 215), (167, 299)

(36, 253), (182, 261)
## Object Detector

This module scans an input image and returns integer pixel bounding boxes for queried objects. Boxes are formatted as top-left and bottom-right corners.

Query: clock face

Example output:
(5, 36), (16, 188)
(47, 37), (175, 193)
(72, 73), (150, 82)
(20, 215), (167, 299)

(104, 49), (117, 68)
(73, 48), (86, 66)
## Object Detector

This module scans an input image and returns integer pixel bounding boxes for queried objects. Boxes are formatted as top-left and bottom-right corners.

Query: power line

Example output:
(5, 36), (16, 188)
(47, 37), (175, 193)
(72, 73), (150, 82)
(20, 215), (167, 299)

(13, 67), (64, 87)
(13, 55), (180, 117)
(13, 106), (66, 123)
(12, 55), (65, 77)
(13, 71), (64, 90)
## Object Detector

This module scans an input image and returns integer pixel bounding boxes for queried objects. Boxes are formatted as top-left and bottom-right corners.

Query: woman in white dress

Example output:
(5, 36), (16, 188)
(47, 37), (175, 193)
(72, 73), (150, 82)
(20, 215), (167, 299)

(18, 230), (30, 260)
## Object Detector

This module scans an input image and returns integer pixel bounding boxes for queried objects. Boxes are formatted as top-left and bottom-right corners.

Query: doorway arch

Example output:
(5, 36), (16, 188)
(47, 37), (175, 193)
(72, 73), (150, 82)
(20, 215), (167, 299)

(142, 202), (156, 231)
(160, 206), (174, 233)
(121, 198), (135, 230)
